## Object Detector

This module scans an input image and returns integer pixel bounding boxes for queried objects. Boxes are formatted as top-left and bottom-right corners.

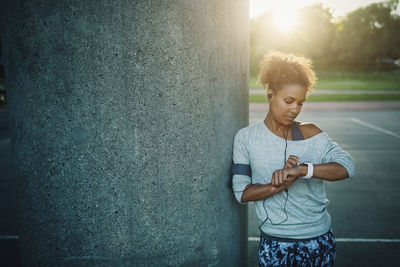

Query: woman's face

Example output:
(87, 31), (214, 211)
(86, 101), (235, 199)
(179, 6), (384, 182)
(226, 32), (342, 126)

(268, 84), (307, 126)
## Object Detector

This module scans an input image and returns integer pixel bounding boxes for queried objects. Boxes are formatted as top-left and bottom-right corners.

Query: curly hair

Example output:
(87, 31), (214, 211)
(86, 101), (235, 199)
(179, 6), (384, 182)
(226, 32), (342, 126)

(258, 51), (317, 95)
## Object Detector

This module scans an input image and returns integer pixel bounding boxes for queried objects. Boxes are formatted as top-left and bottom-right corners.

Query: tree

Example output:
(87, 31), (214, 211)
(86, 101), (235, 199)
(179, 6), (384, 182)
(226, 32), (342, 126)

(334, 0), (400, 70)
(249, 4), (336, 75)
(249, 0), (400, 73)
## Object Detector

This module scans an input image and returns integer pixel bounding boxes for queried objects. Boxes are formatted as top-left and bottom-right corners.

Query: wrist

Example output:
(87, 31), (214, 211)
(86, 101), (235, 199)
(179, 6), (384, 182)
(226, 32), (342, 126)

(298, 165), (308, 177)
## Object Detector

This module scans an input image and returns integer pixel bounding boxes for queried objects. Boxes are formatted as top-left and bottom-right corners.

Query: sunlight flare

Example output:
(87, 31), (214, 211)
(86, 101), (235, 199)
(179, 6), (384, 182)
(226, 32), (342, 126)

(273, 8), (298, 31)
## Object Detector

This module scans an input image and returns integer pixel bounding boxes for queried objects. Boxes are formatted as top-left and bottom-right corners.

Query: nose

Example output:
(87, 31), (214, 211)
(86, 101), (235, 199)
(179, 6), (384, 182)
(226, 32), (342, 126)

(289, 103), (301, 115)
(290, 102), (301, 110)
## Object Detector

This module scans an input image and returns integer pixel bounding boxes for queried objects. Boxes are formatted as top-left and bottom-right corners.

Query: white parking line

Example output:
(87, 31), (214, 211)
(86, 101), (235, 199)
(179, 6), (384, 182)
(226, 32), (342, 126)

(248, 237), (400, 243)
(335, 238), (400, 243)
(350, 117), (400, 140)
(3, 235), (400, 243)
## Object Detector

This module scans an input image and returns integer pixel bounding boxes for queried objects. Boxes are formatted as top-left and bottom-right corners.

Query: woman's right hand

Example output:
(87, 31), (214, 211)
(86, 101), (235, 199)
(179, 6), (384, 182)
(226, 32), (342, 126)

(271, 155), (300, 190)
(242, 155), (302, 202)
(284, 155), (302, 189)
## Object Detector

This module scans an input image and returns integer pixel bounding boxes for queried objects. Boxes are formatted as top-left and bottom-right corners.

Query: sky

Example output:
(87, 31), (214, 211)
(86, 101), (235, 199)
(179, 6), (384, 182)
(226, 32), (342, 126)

(250, 0), (399, 19)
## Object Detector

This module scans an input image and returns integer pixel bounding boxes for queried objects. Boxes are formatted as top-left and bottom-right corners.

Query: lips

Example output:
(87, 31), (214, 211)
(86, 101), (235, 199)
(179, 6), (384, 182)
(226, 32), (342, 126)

(286, 117), (295, 121)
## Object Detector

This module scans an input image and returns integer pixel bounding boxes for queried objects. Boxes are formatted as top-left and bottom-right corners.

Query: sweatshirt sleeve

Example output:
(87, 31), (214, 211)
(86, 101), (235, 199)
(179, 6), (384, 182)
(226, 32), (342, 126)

(232, 129), (251, 204)
(321, 135), (355, 179)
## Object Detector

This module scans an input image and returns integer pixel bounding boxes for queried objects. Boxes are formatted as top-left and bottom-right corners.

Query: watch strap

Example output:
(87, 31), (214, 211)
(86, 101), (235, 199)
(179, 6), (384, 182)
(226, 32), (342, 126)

(300, 162), (313, 179)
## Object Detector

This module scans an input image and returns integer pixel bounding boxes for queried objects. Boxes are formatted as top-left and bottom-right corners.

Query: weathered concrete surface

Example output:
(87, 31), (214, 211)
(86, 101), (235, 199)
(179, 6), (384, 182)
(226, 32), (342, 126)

(1, 1), (249, 266)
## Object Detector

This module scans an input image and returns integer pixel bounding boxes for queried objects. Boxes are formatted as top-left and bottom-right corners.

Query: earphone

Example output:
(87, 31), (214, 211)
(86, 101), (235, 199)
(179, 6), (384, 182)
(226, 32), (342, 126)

(232, 121), (290, 228)
(259, 126), (289, 228)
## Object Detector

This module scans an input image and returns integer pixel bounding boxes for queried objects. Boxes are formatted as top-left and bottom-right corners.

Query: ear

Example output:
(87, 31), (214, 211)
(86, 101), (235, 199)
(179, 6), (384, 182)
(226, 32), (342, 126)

(267, 89), (274, 100)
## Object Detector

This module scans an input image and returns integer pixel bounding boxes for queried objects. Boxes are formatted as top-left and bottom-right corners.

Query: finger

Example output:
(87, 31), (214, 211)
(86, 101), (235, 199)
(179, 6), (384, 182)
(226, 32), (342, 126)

(285, 156), (300, 168)
(288, 155), (300, 165)
(275, 170), (280, 185)
(275, 172), (281, 186)
(271, 171), (276, 186)
(282, 170), (288, 183)
(278, 170), (283, 185)
(287, 159), (297, 168)
(284, 160), (292, 168)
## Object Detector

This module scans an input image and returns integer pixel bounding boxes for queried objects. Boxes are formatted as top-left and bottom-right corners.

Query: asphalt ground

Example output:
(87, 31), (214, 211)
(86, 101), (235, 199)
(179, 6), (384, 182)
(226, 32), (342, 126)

(249, 89), (400, 95)
(247, 108), (400, 267)
(250, 101), (400, 112)
(1, 105), (400, 266)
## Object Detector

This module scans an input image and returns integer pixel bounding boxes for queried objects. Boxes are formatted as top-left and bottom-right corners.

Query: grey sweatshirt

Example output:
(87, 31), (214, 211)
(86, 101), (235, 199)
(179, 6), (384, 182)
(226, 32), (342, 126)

(232, 121), (355, 239)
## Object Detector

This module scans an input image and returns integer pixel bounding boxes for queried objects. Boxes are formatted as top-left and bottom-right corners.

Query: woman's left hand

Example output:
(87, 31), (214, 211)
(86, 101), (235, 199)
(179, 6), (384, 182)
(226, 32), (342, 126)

(284, 155), (300, 169)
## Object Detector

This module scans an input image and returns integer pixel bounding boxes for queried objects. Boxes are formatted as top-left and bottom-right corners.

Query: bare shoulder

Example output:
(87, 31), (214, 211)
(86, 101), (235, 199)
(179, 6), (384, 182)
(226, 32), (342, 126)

(298, 122), (323, 139)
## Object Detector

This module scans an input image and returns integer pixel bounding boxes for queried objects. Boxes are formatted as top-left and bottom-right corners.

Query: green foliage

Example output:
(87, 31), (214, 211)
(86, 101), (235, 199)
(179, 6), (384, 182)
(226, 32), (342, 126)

(335, 0), (400, 68)
(250, 75), (263, 89)
(250, 0), (400, 76)
(315, 70), (400, 90)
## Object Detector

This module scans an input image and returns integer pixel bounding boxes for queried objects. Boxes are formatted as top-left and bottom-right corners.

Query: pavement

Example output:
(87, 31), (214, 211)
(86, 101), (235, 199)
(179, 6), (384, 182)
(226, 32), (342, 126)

(250, 89), (400, 95)
(250, 101), (400, 112)
(1, 103), (400, 266)
(247, 108), (400, 267)
(249, 88), (400, 112)
(0, 107), (18, 266)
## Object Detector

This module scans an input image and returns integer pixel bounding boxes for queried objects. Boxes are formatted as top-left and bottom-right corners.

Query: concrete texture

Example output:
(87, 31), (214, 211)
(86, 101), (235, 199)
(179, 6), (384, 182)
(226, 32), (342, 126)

(1, 1), (249, 266)
(2, 108), (400, 266)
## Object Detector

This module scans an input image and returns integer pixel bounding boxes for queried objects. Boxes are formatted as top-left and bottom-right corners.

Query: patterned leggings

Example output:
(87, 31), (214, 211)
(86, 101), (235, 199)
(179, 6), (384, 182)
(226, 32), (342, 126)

(258, 230), (336, 267)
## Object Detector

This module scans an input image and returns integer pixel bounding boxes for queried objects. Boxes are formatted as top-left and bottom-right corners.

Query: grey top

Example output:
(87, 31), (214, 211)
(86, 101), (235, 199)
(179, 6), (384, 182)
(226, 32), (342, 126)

(232, 121), (355, 239)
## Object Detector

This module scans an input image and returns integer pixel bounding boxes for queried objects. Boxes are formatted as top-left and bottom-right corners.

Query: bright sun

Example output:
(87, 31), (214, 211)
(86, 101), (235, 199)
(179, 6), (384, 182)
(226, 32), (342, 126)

(273, 8), (298, 31)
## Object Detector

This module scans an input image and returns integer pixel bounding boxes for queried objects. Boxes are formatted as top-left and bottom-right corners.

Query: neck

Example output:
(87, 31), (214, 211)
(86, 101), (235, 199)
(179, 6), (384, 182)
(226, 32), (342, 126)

(264, 112), (290, 137)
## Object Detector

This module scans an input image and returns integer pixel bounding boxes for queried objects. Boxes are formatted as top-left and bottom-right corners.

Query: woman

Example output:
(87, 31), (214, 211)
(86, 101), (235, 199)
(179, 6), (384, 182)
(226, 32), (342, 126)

(232, 51), (355, 266)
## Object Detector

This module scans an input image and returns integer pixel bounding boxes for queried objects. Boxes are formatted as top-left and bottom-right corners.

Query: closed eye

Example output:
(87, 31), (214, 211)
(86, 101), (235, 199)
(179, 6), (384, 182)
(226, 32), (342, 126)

(285, 101), (303, 106)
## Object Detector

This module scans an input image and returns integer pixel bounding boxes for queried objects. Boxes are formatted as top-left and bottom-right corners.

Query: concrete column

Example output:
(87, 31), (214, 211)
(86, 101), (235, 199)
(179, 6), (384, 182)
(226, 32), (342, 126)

(2, 1), (249, 265)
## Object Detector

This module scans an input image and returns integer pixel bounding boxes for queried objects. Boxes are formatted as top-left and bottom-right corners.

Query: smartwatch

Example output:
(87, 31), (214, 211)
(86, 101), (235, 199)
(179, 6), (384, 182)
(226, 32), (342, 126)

(300, 162), (313, 179)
